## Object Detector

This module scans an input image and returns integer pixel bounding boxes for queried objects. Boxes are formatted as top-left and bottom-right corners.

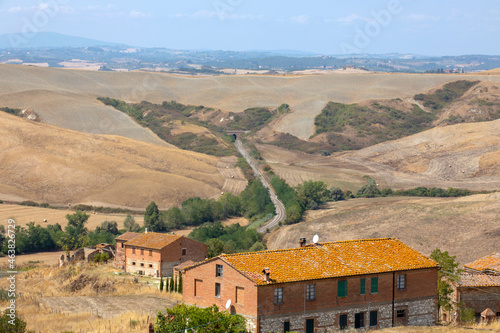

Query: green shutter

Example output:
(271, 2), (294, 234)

(360, 278), (366, 295)
(338, 280), (347, 297)
(371, 277), (378, 293)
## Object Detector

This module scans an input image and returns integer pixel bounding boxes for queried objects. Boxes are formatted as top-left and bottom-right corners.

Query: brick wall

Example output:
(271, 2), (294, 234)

(184, 264), (437, 332)
(458, 286), (500, 315)
(183, 258), (259, 329)
(125, 237), (207, 277)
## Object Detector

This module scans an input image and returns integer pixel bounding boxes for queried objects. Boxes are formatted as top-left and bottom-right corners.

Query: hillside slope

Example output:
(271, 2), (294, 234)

(1, 64), (500, 140)
(0, 112), (227, 208)
(257, 117), (500, 192)
(266, 194), (500, 264)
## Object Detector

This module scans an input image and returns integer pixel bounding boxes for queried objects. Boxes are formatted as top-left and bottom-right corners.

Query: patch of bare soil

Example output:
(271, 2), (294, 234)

(266, 194), (500, 264)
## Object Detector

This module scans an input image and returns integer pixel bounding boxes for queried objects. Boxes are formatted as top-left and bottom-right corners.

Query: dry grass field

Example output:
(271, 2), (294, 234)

(1, 64), (500, 140)
(0, 204), (144, 229)
(266, 193), (500, 265)
(0, 112), (234, 208)
(0, 263), (180, 333)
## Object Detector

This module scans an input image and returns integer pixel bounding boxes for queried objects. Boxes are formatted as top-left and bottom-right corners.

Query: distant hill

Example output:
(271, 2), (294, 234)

(0, 32), (126, 49)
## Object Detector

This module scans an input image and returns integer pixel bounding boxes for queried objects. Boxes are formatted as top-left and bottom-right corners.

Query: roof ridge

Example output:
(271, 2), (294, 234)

(221, 237), (398, 259)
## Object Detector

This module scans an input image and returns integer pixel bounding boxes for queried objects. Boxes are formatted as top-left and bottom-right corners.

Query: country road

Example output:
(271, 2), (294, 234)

(235, 140), (286, 233)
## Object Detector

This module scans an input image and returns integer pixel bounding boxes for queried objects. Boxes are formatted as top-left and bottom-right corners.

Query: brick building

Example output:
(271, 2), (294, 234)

(114, 232), (141, 268)
(182, 238), (438, 332)
(124, 232), (207, 277)
(447, 253), (500, 322)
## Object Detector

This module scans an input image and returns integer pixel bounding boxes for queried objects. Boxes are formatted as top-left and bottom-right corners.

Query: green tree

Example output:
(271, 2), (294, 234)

(159, 275), (164, 292)
(206, 239), (225, 258)
(155, 304), (248, 333)
(124, 215), (141, 232)
(165, 207), (185, 230)
(173, 276), (178, 293)
(178, 272), (183, 294)
(98, 220), (119, 235)
(356, 178), (381, 198)
(430, 249), (462, 314)
(169, 276), (174, 292)
(144, 201), (164, 232)
(0, 309), (27, 333)
(330, 187), (345, 201)
(296, 180), (329, 209)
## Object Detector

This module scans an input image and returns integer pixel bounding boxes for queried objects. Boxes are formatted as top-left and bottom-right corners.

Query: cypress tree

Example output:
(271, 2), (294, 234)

(173, 276), (178, 293)
(178, 272), (183, 294)
(159, 275), (164, 292)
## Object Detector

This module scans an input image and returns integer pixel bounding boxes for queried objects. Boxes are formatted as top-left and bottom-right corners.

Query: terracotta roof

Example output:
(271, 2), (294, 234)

(124, 232), (182, 250)
(457, 272), (500, 287)
(464, 253), (500, 274)
(214, 238), (438, 285)
(115, 232), (141, 241)
(173, 260), (197, 271)
(481, 308), (496, 317)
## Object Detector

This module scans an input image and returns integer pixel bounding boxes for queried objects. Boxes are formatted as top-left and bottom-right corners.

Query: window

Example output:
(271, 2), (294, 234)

(121, 242), (124, 248)
(370, 311), (378, 327)
(355, 313), (364, 329)
(497, 312), (500, 317)
(339, 314), (348, 330)
(236, 287), (244, 305)
(132, 262), (136, 266)
(360, 278), (366, 295)
(140, 249), (144, 255)
(397, 309), (406, 318)
(283, 321), (290, 333)
(371, 277), (379, 293)
(274, 287), (284, 304)
(397, 274), (406, 290)
(182, 248), (187, 256)
(149, 250), (152, 256)
(306, 284), (316, 301)
(149, 264), (153, 268)
(338, 280), (347, 297)
(216, 264), (223, 277)
(140, 263), (144, 267)
(215, 283), (221, 298)
(132, 248), (136, 254)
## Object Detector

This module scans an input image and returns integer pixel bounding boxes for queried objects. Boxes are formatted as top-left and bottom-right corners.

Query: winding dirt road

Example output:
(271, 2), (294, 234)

(235, 140), (286, 233)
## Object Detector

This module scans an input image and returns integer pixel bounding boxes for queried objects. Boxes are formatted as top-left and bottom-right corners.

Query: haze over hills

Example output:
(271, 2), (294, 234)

(0, 32), (125, 49)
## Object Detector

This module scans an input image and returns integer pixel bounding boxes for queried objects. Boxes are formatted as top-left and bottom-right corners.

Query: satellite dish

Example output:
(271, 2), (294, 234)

(225, 299), (232, 309)
(312, 234), (319, 244)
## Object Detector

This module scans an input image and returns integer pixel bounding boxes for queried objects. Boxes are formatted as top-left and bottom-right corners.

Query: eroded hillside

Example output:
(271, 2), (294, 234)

(0, 112), (244, 208)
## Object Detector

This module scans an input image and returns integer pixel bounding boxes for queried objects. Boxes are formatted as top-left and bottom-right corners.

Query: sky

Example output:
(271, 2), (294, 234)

(0, 0), (499, 55)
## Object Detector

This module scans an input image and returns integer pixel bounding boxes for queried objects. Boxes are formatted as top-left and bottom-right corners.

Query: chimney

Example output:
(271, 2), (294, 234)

(145, 228), (148, 234)
(262, 268), (271, 283)
(299, 238), (306, 247)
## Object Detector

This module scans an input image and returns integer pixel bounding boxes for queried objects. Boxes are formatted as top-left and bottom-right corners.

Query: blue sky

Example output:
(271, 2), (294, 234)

(1, 0), (499, 55)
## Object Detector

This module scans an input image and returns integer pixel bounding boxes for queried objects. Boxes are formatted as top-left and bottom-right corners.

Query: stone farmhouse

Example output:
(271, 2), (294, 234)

(119, 231), (207, 277)
(114, 231), (141, 268)
(447, 253), (500, 322)
(182, 238), (438, 332)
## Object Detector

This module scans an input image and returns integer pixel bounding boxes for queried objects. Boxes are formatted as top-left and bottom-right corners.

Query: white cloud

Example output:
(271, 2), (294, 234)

(6, 6), (23, 13)
(289, 15), (309, 24)
(407, 14), (440, 22)
(337, 14), (367, 24)
(130, 10), (150, 18)
(191, 10), (218, 19)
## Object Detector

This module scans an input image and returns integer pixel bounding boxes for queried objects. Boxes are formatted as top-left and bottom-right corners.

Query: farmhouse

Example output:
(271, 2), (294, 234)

(182, 238), (439, 332)
(123, 232), (207, 277)
(449, 253), (500, 322)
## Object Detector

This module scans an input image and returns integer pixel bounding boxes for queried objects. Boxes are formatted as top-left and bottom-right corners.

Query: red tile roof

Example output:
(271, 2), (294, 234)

(124, 232), (181, 250)
(173, 260), (197, 271)
(464, 253), (500, 274)
(458, 273), (500, 287)
(190, 238), (438, 285)
(115, 232), (141, 241)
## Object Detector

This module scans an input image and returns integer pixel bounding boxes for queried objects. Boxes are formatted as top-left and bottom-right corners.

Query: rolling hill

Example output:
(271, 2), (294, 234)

(0, 112), (232, 208)
(1, 64), (500, 142)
